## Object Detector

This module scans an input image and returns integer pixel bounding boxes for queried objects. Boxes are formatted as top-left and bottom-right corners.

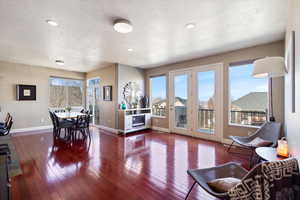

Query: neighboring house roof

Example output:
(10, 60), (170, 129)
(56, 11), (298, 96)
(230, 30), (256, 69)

(153, 97), (187, 107)
(232, 92), (268, 111)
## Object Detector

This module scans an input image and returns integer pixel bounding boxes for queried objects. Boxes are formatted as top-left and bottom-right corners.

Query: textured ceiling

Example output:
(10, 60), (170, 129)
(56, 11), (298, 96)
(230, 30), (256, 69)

(0, 0), (288, 72)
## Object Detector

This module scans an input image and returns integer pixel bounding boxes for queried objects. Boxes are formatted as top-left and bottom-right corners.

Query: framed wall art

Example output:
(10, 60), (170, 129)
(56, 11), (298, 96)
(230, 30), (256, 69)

(16, 84), (36, 101)
(103, 85), (112, 101)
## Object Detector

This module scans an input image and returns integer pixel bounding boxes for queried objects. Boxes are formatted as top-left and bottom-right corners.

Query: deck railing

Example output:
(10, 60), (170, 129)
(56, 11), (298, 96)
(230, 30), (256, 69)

(152, 106), (267, 127)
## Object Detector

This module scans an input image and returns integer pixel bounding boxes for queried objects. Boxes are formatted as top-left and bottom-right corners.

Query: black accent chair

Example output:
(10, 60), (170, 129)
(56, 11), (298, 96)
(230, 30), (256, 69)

(227, 122), (281, 165)
(185, 158), (300, 200)
(185, 162), (247, 200)
(71, 114), (91, 141)
(0, 117), (13, 136)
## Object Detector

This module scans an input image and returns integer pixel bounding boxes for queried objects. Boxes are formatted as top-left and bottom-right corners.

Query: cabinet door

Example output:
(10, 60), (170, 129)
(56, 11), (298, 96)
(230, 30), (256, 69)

(125, 116), (132, 130)
(145, 114), (151, 128)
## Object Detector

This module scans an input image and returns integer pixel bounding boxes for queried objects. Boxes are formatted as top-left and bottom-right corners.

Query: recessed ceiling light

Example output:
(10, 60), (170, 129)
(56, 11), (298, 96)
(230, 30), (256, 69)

(55, 60), (64, 66)
(113, 19), (133, 33)
(128, 48), (133, 52)
(46, 20), (58, 26)
(185, 23), (196, 29)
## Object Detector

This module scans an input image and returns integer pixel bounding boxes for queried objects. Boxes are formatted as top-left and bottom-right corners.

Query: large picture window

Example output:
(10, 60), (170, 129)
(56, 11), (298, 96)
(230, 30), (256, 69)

(229, 62), (268, 127)
(49, 77), (84, 108)
(150, 75), (167, 117)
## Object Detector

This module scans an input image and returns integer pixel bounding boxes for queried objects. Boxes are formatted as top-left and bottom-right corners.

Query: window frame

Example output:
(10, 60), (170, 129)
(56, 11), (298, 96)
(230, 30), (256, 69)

(149, 74), (167, 118)
(228, 60), (269, 128)
(49, 76), (84, 108)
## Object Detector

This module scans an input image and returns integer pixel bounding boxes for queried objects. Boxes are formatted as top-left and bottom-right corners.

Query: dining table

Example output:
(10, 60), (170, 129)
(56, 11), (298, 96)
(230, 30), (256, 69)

(55, 112), (90, 119)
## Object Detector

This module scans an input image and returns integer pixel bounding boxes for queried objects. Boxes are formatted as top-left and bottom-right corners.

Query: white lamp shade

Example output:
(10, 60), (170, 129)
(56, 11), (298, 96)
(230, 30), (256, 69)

(252, 57), (286, 78)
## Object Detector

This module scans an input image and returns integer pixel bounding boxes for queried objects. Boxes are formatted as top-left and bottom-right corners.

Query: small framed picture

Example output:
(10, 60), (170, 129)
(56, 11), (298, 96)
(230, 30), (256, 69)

(103, 86), (112, 101)
(16, 85), (36, 101)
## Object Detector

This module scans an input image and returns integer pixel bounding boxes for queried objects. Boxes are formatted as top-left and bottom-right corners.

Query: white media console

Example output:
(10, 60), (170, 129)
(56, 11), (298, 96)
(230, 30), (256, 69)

(118, 108), (151, 134)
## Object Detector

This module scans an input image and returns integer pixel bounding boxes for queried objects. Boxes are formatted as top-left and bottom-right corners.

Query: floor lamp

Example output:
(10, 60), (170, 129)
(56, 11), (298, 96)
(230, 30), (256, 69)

(252, 57), (286, 122)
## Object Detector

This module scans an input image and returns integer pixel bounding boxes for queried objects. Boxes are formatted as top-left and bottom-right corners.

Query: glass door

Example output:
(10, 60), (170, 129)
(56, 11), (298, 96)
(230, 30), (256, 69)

(87, 78), (100, 125)
(192, 64), (222, 142)
(169, 70), (192, 135)
(169, 64), (223, 141)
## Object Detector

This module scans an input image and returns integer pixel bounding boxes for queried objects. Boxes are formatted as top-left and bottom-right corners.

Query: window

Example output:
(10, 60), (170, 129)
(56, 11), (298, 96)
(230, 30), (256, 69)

(49, 77), (84, 108)
(229, 63), (268, 127)
(150, 75), (167, 117)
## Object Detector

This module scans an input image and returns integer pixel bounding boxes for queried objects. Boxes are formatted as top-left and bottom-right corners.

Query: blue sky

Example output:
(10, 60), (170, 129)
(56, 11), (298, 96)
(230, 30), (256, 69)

(151, 76), (167, 100)
(230, 64), (268, 100)
(151, 63), (268, 101)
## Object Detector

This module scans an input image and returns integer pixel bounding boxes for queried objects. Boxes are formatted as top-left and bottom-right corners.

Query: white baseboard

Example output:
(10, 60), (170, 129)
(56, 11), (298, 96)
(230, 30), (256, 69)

(95, 125), (119, 134)
(11, 125), (53, 135)
(151, 126), (170, 133)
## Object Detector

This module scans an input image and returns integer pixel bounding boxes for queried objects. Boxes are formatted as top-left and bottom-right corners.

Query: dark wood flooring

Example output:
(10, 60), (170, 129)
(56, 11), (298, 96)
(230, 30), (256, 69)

(11, 128), (249, 200)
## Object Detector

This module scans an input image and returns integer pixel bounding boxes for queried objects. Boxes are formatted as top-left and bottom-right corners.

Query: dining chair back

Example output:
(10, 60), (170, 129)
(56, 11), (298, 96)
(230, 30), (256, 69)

(4, 113), (10, 124)
(75, 115), (90, 129)
(49, 111), (58, 136)
(73, 114), (91, 139)
(0, 113), (11, 128)
(0, 116), (13, 136)
(54, 109), (65, 113)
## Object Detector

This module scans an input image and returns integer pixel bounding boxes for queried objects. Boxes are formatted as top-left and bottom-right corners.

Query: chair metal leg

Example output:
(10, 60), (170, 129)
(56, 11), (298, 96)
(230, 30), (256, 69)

(249, 149), (254, 168)
(227, 141), (234, 152)
(185, 181), (196, 200)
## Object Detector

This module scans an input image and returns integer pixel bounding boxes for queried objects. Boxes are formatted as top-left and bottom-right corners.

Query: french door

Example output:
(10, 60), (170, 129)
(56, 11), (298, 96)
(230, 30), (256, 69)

(87, 78), (100, 125)
(169, 63), (223, 142)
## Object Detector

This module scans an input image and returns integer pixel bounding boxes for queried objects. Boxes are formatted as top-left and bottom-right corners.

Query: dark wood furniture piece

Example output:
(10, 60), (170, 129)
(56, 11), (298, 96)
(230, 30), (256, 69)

(0, 154), (10, 200)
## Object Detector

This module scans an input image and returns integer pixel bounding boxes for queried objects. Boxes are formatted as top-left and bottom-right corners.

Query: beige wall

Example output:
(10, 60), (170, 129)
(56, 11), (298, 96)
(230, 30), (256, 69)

(86, 64), (118, 129)
(145, 41), (285, 139)
(0, 61), (85, 130)
(285, 0), (300, 160)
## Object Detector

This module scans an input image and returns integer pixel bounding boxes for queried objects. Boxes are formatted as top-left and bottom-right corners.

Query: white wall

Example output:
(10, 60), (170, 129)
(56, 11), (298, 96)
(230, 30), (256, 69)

(117, 64), (145, 105)
(285, 0), (300, 160)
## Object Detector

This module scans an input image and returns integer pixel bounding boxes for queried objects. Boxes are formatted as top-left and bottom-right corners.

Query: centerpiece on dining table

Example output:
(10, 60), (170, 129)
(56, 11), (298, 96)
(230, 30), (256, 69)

(65, 106), (72, 113)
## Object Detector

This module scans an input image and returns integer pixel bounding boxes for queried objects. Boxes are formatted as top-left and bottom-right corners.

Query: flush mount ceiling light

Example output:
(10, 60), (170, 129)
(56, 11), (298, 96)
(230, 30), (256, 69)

(127, 48), (133, 52)
(113, 19), (133, 33)
(55, 60), (64, 66)
(46, 19), (58, 26)
(185, 23), (196, 29)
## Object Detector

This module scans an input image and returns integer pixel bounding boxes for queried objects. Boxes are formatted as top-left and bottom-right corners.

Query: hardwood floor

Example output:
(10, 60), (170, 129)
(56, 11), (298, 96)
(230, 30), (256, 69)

(11, 128), (249, 200)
